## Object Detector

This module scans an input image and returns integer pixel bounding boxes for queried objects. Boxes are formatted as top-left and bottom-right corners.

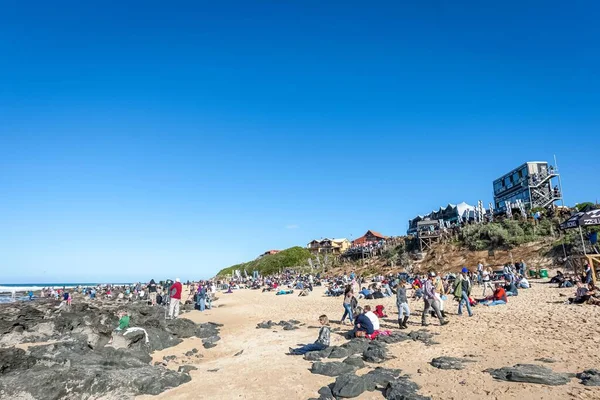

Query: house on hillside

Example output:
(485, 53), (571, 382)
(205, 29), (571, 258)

(258, 250), (280, 258)
(352, 230), (388, 246)
(407, 202), (475, 235)
(307, 238), (351, 255)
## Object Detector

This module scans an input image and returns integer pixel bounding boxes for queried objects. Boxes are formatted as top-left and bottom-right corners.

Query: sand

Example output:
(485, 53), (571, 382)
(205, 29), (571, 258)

(138, 280), (600, 400)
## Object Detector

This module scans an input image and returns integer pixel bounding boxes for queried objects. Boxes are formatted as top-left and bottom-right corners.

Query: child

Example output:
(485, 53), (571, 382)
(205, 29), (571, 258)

(108, 311), (130, 344)
(396, 280), (410, 329)
(289, 315), (330, 355)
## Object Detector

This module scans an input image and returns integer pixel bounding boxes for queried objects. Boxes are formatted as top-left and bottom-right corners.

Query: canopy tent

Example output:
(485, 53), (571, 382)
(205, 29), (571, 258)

(559, 209), (600, 230)
(559, 209), (600, 283)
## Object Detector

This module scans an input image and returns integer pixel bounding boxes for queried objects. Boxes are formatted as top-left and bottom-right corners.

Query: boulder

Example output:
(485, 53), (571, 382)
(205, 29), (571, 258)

(363, 368), (403, 391)
(178, 365), (198, 374)
(577, 369), (600, 386)
(384, 379), (428, 400)
(311, 361), (356, 377)
(343, 355), (366, 369)
(486, 364), (571, 386)
(304, 351), (323, 361)
(430, 357), (473, 370)
(329, 346), (351, 359)
(363, 342), (389, 364)
(332, 374), (366, 398)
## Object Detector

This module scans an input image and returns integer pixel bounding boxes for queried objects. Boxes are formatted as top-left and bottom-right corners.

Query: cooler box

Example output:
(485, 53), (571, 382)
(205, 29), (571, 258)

(539, 269), (549, 278)
(528, 269), (538, 278)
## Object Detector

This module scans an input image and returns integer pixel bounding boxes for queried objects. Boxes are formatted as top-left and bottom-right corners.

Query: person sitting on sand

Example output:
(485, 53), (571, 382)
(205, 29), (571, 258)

(568, 282), (590, 304)
(289, 315), (330, 355)
(480, 283), (507, 306)
(359, 286), (373, 300)
(505, 279), (519, 296)
(363, 305), (380, 331)
(518, 275), (530, 289)
(353, 308), (374, 338)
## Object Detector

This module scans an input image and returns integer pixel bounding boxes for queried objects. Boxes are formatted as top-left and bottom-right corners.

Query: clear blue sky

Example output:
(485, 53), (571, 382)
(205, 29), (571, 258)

(1, 1), (598, 283)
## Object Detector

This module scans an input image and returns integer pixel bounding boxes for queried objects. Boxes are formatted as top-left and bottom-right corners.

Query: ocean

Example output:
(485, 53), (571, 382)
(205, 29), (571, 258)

(0, 283), (133, 304)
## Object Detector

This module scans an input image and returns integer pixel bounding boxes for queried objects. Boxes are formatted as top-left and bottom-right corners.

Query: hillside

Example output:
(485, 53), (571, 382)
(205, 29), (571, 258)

(216, 246), (312, 277)
(217, 217), (595, 279)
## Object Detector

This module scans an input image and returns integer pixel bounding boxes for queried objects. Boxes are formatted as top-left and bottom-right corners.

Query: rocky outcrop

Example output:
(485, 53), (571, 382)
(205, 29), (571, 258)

(430, 356), (474, 370)
(0, 300), (221, 399)
(486, 364), (571, 386)
(577, 369), (600, 386)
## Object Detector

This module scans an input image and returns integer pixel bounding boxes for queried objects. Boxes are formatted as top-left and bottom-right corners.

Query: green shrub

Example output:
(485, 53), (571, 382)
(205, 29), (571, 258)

(216, 246), (312, 277)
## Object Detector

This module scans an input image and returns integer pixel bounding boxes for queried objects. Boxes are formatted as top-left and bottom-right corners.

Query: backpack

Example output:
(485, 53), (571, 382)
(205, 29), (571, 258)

(453, 278), (463, 299)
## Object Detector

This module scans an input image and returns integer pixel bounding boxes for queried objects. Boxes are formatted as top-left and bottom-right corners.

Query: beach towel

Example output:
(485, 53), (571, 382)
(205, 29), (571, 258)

(366, 329), (392, 340)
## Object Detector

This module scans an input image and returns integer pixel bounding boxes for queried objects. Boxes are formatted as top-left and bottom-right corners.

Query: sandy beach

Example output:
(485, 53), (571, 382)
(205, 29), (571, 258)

(139, 280), (600, 400)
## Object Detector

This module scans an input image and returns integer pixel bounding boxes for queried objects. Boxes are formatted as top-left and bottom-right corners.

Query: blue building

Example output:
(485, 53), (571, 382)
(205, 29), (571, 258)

(493, 161), (562, 212)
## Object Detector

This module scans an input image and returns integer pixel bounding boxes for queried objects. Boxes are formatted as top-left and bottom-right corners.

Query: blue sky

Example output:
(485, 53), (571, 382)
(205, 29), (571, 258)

(1, 1), (598, 283)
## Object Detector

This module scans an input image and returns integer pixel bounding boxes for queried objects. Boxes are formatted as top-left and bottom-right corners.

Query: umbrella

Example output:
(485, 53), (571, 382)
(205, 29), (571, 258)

(559, 210), (600, 230)
(559, 209), (600, 255)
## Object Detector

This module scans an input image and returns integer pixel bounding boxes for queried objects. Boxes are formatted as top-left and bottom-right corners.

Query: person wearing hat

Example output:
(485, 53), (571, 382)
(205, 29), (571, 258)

(453, 267), (473, 317)
(421, 271), (449, 327)
(168, 278), (183, 319)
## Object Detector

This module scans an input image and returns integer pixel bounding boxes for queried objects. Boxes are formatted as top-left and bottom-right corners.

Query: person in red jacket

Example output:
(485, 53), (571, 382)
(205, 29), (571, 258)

(480, 283), (507, 306)
(168, 278), (183, 319)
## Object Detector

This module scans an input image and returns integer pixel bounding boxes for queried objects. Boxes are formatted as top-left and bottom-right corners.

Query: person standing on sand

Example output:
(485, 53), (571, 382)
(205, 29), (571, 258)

(197, 283), (207, 312)
(396, 279), (410, 329)
(454, 267), (473, 317)
(168, 278), (183, 319)
(341, 286), (354, 325)
(482, 267), (494, 296)
(422, 271), (448, 327)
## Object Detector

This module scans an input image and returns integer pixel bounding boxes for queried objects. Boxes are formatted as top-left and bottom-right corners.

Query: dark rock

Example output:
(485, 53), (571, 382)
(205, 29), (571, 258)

(178, 365), (198, 374)
(363, 368), (403, 391)
(318, 386), (333, 397)
(430, 357), (474, 370)
(343, 355), (366, 369)
(207, 368), (220, 372)
(329, 346), (351, 359)
(256, 320), (275, 329)
(385, 379), (428, 400)
(234, 350), (244, 357)
(0, 301), (222, 399)
(332, 374), (366, 398)
(163, 355), (177, 362)
(577, 369), (600, 386)
(486, 364), (571, 386)
(311, 361), (356, 377)
(304, 351), (323, 361)
(0, 347), (35, 374)
(340, 339), (369, 355)
(363, 342), (389, 364)
(283, 324), (299, 331)
(0, 343), (191, 399)
(535, 357), (557, 364)
(377, 332), (411, 345)
(408, 330), (436, 346)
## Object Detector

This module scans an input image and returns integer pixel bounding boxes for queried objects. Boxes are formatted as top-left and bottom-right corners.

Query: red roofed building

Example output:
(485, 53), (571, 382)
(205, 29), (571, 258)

(352, 230), (388, 245)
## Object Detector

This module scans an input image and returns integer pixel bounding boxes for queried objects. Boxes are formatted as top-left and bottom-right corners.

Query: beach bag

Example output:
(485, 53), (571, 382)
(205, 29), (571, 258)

(453, 279), (463, 299)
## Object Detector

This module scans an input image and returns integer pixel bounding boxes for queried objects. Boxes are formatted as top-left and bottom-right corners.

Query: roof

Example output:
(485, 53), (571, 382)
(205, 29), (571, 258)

(331, 238), (349, 243)
(366, 230), (387, 239)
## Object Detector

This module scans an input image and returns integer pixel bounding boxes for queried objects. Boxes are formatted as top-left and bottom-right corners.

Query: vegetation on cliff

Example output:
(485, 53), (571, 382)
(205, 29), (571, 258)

(216, 246), (312, 277)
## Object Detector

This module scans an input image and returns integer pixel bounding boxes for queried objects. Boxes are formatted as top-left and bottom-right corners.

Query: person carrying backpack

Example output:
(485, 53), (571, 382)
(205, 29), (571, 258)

(454, 267), (473, 317)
